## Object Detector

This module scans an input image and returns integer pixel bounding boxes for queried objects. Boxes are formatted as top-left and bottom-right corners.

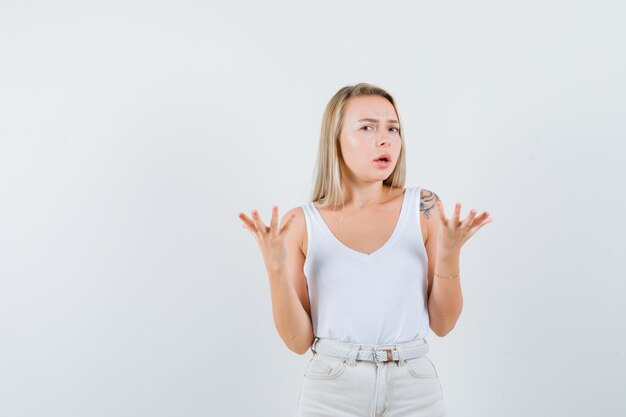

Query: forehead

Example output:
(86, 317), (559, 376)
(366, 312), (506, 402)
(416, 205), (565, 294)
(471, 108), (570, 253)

(343, 95), (397, 121)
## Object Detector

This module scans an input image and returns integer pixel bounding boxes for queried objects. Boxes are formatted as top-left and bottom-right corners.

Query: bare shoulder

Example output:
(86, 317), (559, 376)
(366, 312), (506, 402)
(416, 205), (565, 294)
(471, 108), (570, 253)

(419, 188), (442, 242)
(419, 188), (441, 220)
(279, 206), (307, 256)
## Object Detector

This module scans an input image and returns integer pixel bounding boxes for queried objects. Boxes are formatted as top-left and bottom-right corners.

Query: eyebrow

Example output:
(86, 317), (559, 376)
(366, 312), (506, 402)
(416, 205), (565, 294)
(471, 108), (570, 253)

(357, 118), (399, 124)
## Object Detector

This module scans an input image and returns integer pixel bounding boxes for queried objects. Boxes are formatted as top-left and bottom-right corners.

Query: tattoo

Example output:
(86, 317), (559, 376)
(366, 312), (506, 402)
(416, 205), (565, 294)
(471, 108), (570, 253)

(420, 189), (440, 219)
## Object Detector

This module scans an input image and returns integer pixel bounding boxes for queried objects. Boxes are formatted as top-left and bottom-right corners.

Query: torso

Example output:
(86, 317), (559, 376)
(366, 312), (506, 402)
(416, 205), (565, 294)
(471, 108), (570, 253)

(299, 187), (429, 257)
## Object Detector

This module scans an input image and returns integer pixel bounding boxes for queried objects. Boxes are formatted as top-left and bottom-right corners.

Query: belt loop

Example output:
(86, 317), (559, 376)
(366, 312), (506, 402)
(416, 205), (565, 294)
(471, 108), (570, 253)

(346, 343), (360, 367)
(396, 342), (406, 367)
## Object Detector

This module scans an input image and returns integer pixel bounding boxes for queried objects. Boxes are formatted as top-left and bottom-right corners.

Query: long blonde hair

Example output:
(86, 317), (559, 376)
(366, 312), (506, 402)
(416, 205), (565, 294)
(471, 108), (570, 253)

(310, 82), (407, 208)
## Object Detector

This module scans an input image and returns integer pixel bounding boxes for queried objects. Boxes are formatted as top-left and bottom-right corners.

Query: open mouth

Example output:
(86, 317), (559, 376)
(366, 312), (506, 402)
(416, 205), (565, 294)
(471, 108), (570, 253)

(373, 154), (392, 163)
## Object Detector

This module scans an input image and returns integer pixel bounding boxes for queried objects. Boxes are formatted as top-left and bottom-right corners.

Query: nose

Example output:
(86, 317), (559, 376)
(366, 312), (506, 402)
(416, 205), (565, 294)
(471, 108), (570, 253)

(376, 132), (392, 147)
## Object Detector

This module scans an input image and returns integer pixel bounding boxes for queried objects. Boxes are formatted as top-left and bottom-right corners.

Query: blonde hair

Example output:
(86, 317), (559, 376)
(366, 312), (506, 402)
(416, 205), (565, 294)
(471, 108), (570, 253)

(310, 82), (407, 209)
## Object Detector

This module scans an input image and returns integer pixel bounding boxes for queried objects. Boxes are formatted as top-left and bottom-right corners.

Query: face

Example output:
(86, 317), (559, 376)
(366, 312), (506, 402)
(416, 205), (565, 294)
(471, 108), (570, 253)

(338, 95), (402, 182)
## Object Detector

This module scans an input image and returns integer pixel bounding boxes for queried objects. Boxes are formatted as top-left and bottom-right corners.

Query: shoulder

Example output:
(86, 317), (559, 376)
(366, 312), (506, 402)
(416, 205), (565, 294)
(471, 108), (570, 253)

(418, 188), (442, 242)
(280, 206), (307, 255)
(418, 187), (441, 220)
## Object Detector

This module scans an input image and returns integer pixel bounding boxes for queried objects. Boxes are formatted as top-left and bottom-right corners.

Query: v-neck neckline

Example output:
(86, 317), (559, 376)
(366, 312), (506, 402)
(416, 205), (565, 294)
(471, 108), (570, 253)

(309, 187), (411, 262)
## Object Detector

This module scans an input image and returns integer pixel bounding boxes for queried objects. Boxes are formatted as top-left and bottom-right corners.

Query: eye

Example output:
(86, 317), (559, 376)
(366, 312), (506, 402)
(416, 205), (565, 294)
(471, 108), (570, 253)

(389, 127), (399, 133)
(361, 125), (374, 131)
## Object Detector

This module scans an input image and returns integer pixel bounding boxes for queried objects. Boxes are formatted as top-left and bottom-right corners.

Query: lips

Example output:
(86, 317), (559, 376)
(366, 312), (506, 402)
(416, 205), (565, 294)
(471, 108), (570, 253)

(373, 153), (392, 163)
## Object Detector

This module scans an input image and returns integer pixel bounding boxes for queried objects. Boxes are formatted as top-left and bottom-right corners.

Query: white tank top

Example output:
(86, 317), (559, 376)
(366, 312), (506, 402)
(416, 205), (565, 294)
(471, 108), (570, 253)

(302, 186), (430, 345)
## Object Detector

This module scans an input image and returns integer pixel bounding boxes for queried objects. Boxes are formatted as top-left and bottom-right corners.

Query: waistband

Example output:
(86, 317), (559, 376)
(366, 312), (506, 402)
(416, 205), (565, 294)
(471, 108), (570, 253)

(310, 336), (429, 366)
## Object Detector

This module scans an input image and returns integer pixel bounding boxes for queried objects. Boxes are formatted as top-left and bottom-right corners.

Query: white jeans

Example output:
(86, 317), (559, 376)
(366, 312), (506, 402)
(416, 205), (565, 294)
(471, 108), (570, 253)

(295, 337), (447, 417)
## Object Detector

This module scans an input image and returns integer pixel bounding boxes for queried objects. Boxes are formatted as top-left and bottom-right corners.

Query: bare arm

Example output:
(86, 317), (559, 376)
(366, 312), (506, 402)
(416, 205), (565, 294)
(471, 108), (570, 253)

(239, 206), (314, 354)
(420, 189), (463, 337)
(422, 189), (492, 336)
(422, 190), (463, 337)
(428, 248), (463, 337)
(267, 264), (314, 354)
(267, 208), (314, 354)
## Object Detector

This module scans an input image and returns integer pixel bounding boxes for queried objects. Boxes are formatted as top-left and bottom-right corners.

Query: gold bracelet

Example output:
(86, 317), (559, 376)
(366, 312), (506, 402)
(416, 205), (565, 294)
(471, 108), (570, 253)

(435, 270), (460, 279)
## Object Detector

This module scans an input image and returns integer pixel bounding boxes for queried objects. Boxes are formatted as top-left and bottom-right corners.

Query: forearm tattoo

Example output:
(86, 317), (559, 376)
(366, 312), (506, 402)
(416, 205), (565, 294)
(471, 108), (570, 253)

(420, 189), (440, 219)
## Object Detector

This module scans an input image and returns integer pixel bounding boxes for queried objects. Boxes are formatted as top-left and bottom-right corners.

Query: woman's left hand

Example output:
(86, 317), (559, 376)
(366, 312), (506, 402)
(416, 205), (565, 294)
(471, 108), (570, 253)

(434, 201), (493, 253)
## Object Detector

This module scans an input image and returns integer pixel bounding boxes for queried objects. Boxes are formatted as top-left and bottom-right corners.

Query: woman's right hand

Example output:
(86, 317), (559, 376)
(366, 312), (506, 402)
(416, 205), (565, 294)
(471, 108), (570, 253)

(238, 206), (297, 272)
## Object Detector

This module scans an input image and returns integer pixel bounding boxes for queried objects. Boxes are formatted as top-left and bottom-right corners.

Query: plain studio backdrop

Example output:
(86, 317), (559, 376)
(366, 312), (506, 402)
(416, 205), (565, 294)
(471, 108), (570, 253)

(1, 1), (624, 416)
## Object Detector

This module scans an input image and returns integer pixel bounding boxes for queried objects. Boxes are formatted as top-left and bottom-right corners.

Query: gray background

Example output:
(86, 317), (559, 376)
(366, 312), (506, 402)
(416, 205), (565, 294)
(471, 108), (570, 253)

(1, 1), (625, 416)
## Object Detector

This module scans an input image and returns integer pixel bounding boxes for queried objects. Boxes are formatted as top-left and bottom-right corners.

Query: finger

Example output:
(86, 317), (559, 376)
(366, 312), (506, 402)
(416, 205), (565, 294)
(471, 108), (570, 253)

(251, 209), (269, 235)
(452, 202), (461, 226)
(279, 212), (297, 236)
(269, 205), (279, 234)
(240, 221), (252, 232)
(469, 217), (493, 235)
(477, 211), (491, 226)
(470, 212), (491, 227)
(436, 201), (448, 226)
(239, 217), (261, 240)
(238, 212), (258, 230)
(461, 208), (477, 228)
(469, 216), (484, 228)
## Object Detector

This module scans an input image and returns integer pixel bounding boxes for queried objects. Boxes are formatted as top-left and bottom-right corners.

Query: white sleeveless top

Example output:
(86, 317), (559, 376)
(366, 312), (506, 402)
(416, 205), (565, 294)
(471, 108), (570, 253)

(302, 186), (430, 345)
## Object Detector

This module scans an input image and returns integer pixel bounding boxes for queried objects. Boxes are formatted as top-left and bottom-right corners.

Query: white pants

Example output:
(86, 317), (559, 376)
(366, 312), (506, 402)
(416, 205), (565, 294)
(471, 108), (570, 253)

(295, 337), (447, 417)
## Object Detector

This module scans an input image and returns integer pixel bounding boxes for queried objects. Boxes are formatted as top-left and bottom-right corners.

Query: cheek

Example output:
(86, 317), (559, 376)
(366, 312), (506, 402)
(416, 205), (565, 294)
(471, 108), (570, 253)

(340, 137), (364, 157)
(340, 135), (376, 167)
(393, 138), (402, 152)
(352, 145), (373, 163)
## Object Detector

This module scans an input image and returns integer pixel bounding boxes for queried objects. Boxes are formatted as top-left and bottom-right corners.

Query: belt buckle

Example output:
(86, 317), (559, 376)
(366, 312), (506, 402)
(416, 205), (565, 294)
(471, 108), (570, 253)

(311, 337), (319, 354)
(373, 348), (397, 363)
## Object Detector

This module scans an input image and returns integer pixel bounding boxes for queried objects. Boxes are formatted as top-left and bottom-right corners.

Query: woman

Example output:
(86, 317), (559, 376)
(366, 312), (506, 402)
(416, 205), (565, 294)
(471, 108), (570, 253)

(238, 83), (493, 417)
